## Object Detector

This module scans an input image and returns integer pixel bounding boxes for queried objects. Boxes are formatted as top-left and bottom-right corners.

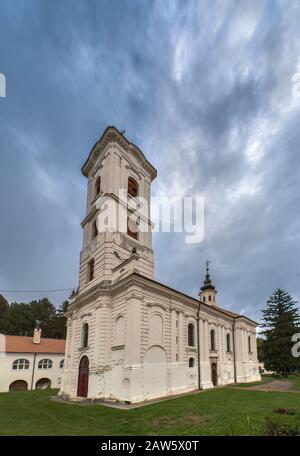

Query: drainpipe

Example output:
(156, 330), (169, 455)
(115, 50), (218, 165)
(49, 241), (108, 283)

(197, 302), (202, 390)
(31, 353), (37, 390)
(232, 319), (237, 383)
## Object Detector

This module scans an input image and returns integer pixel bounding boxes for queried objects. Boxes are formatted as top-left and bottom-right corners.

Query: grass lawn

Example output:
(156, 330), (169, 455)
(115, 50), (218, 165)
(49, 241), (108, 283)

(288, 375), (300, 389)
(231, 374), (300, 390)
(228, 377), (272, 388)
(1, 387), (300, 436)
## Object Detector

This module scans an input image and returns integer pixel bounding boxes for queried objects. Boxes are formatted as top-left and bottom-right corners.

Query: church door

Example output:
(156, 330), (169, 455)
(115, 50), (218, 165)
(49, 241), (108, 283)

(211, 362), (218, 386)
(77, 356), (89, 397)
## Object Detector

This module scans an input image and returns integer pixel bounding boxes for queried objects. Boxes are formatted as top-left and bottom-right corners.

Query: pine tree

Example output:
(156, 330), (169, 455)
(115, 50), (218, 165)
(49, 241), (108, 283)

(256, 337), (264, 363)
(0, 297), (67, 338)
(261, 289), (300, 376)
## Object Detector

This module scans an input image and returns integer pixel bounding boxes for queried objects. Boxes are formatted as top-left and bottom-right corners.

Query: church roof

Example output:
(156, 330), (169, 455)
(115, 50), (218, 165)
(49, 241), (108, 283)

(81, 126), (157, 180)
(2, 335), (65, 354)
(112, 272), (258, 326)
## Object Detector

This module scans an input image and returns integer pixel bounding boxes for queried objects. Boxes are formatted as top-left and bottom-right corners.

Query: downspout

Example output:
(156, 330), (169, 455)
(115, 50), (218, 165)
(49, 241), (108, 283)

(31, 353), (37, 390)
(232, 319), (237, 383)
(197, 302), (202, 390)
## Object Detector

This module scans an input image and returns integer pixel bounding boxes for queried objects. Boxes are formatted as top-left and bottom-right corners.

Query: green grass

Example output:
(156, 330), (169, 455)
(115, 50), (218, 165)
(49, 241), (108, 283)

(290, 375), (300, 390)
(229, 374), (300, 389)
(1, 387), (300, 436)
(228, 377), (271, 388)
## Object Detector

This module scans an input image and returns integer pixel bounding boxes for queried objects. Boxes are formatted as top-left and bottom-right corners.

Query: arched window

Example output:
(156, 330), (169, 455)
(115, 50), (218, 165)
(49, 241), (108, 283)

(12, 359), (29, 370)
(38, 359), (53, 369)
(127, 215), (138, 240)
(95, 176), (101, 197)
(188, 323), (195, 347)
(248, 335), (251, 353)
(92, 220), (98, 239)
(59, 359), (64, 369)
(88, 258), (94, 282)
(82, 323), (89, 348)
(226, 333), (231, 352)
(189, 357), (195, 368)
(128, 177), (138, 197)
(210, 329), (216, 351)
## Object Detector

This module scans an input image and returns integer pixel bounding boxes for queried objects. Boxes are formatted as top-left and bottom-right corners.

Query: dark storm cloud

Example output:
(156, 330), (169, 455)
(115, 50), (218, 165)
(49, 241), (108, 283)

(1, 0), (300, 322)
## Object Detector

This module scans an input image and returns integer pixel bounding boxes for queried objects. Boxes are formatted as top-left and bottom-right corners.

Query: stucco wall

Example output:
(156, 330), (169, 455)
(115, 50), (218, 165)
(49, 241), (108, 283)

(0, 352), (65, 393)
(60, 280), (260, 403)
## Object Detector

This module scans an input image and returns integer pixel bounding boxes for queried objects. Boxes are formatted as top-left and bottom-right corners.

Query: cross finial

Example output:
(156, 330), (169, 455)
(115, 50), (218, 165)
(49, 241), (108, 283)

(205, 260), (210, 273)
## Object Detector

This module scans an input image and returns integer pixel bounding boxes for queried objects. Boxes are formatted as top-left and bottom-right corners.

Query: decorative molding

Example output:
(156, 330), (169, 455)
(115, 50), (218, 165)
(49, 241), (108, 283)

(125, 164), (142, 180)
(186, 346), (197, 353)
(81, 127), (157, 181)
(125, 291), (144, 301)
(91, 164), (104, 179)
(81, 205), (98, 228)
(111, 344), (125, 351)
(146, 302), (168, 312)
(80, 312), (92, 319)
(78, 346), (90, 352)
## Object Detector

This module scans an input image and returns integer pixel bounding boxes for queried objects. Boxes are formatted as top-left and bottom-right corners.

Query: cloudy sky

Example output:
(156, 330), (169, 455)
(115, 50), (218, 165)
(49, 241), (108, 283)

(1, 0), (300, 323)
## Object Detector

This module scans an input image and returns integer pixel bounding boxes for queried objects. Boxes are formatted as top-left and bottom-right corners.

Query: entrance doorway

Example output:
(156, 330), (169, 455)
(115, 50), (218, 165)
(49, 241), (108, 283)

(211, 361), (218, 386)
(36, 378), (51, 389)
(9, 380), (28, 391)
(77, 356), (89, 397)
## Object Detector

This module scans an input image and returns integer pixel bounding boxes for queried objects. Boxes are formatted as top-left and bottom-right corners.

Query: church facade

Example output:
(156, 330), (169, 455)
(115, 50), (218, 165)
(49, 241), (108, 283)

(60, 126), (260, 403)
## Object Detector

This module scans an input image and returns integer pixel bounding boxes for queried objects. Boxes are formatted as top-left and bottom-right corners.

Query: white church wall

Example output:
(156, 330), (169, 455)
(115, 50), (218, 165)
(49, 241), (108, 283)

(60, 128), (261, 403)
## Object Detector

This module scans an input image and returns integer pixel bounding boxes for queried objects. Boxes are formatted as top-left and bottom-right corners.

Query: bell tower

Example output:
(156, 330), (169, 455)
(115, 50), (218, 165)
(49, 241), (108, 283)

(77, 126), (157, 293)
(199, 260), (218, 306)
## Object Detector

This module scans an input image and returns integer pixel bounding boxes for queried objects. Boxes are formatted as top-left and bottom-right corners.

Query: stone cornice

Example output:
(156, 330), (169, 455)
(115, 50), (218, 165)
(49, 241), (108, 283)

(69, 281), (112, 311)
(81, 205), (98, 228)
(146, 302), (168, 312)
(81, 126), (157, 181)
(83, 191), (152, 227)
(112, 254), (139, 273)
(110, 272), (257, 327)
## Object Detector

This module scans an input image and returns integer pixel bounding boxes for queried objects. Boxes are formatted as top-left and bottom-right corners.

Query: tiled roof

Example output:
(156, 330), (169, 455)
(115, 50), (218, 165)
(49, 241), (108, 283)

(3, 335), (65, 354)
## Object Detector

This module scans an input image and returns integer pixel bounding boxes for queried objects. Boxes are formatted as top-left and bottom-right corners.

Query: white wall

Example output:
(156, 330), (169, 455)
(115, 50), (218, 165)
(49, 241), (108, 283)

(0, 352), (65, 393)
(60, 280), (261, 403)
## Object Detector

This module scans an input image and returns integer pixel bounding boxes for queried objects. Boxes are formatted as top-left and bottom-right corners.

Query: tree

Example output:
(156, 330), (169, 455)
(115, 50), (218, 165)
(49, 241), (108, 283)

(0, 294), (9, 332)
(29, 298), (57, 337)
(0, 297), (67, 339)
(2, 302), (33, 335)
(46, 300), (68, 339)
(261, 289), (300, 376)
(256, 336), (264, 363)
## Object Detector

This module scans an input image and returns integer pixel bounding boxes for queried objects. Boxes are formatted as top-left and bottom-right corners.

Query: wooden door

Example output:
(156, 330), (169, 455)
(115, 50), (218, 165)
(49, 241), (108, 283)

(77, 356), (89, 397)
(211, 362), (218, 386)
(9, 380), (28, 391)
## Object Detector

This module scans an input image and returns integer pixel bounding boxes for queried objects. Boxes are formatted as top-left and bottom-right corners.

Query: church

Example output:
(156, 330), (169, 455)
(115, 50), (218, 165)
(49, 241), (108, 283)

(60, 126), (260, 403)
